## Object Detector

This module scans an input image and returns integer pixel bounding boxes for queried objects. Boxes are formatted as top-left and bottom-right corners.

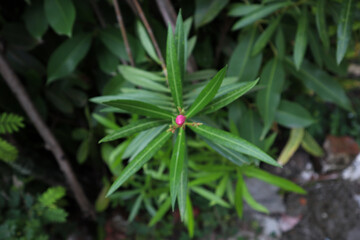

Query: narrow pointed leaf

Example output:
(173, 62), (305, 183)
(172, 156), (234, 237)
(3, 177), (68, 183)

(308, 28), (323, 67)
(293, 9), (308, 70)
(256, 58), (285, 139)
(175, 11), (187, 79)
(275, 100), (315, 128)
(231, 2), (290, 30)
(242, 166), (306, 194)
(301, 131), (324, 157)
(239, 174), (269, 213)
(185, 195), (194, 237)
(315, 0), (329, 50)
(278, 128), (304, 166)
(101, 100), (174, 120)
(177, 146), (188, 220)
(210, 174), (229, 206)
(128, 194), (143, 222)
(170, 128), (186, 210)
(190, 124), (281, 167)
(203, 78), (259, 114)
(148, 198), (171, 227)
(285, 58), (352, 111)
(336, 0), (354, 64)
(99, 119), (168, 143)
(136, 21), (161, 64)
(235, 176), (243, 218)
(195, 0), (229, 28)
(191, 186), (230, 208)
(23, 0), (48, 39)
(228, 4), (261, 17)
(106, 131), (172, 197)
(251, 15), (281, 56)
(186, 66), (227, 118)
(166, 25), (183, 109)
(47, 33), (92, 83)
(44, 0), (75, 37)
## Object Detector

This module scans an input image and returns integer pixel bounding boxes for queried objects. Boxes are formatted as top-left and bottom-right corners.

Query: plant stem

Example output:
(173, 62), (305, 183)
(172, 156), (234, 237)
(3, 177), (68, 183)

(0, 53), (96, 220)
(113, 0), (135, 66)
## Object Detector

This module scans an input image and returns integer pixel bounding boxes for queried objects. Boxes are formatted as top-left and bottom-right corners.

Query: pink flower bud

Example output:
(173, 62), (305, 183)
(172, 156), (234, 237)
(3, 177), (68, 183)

(175, 115), (186, 126)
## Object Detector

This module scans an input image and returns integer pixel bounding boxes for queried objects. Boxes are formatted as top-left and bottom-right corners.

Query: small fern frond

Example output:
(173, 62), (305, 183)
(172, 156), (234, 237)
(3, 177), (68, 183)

(43, 207), (68, 223)
(0, 137), (18, 162)
(38, 186), (66, 207)
(0, 113), (25, 134)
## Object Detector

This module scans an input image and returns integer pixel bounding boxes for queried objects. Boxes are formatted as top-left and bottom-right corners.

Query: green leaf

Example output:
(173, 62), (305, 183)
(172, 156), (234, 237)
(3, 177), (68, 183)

(175, 11), (187, 80)
(251, 15), (281, 56)
(301, 131), (324, 157)
(23, 1), (48, 39)
(185, 195), (194, 237)
(275, 100), (315, 128)
(185, 69), (217, 82)
(128, 194), (143, 222)
(195, 0), (229, 28)
(242, 166), (306, 194)
(166, 25), (183, 108)
(101, 100), (174, 120)
(148, 198), (171, 226)
(92, 113), (120, 130)
(170, 128), (186, 210)
(210, 174), (229, 206)
(278, 128), (304, 166)
(106, 131), (172, 197)
(228, 4), (261, 17)
(186, 66), (227, 118)
(0, 138), (18, 163)
(285, 58), (352, 111)
(235, 176), (243, 218)
(293, 9), (308, 70)
(315, 0), (329, 50)
(190, 124), (280, 167)
(239, 174), (269, 213)
(43, 207), (68, 223)
(38, 186), (66, 207)
(96, 45), (119, 74)
(191, 186), (230, 208)
(95, 178), (110, 212)
(100, 119), (168, 143)
(119, 65), (169, 93)
(76, 137), (90, 164)
(136, 21), (161, 64)
(203, 78), (259, 114)
(0, 113), (24, 134)
(275, 27), (285, 59)
(308, 28), (323, 68)
(231, 2), (290, 30)
(44, 0), (75, 37)
(336, 0), (354, 64)
(47, 33), (92, 83)
(256, 58), (285, 139)
(177, 145), (188, 221)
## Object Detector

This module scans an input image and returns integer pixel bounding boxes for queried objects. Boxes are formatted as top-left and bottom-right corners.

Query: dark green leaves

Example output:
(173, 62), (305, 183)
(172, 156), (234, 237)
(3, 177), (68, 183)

(99, 119), (168, 143)
(186, 66), (227, 118)
(195, 0), (229, 28)
(47, 33), (92, 83)
(190, 124), (280, 167)
(294, 9), (308, 70)
(170, 128), (186, 209)
(44, 0), (75, 37)
(175, 12), (187, 79)
(315, 0), (329, 50)
(106, 131), (172, 197)
(101, 100), (174, 120)
(336, 0), (354, 64)
(166, 25), (183, 109)
(23, 0), (48, 39)
(252, 15), (281, 56)
(275, 100), (315, 128)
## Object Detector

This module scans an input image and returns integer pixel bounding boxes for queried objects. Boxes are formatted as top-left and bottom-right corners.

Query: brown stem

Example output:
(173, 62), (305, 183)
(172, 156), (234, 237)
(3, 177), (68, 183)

(113, 0), (135, 66)
(131, 0), (166, 73)
(0, 53), (96, 219)
(89, 0), (106, 28)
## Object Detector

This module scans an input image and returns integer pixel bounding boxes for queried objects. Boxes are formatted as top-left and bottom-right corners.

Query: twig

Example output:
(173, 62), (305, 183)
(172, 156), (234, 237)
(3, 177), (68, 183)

(131, 0), (167, 73)
(89, 0), (106, 28)
(113, 0), (135, 66)
(0, 53), (96, 219)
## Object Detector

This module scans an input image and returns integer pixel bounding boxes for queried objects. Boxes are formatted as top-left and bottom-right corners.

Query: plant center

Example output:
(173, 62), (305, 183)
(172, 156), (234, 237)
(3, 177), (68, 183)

(175, 115), (186, 126)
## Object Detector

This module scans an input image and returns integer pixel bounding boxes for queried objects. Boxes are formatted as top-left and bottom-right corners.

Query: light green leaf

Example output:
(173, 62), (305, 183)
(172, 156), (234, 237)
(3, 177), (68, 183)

(128, 194), (143, 222)
(185, 69), (217, 82)
(195, 0), (229, 28)
(242, 166), (306, 194)
(210, 174), (229, 206)
(101, 100), (174, 120)
(148, 198), (171, 226)
(92, 113), (120, 130)
(175, 11), (187, 79)
(235, 176), (243, 218)
(256, 58), (285, 139)
(23, 0), (48, 39)
(0, 138), (18, 163)
(38, 186), (66, 207)
(99, 119), (168, 143)
(294, 8), (308, 70)
(170, 128), (186, 210)
(336, 0), (354, 64)
(136, 21), (161, 64)
(191, 186), (230, 208)
(275, 27), (285, 59)
(231, 2), (290, 30)
(186, 66), (227, 118)
(203, 78), (259, 114)
(95, 178), (110, 212)
(44, 0), (75, 37)
(185, 195), (194, 237)
(190, 124), (280, 167)
(239, 174), (269, 213)
(47, 33), (92, 83)
(301, 131), (324, 157)
(278, 128), (304, 166)
(251, 15), (281, 56)
(106, 131), (172, 197)
(275, 100), (315, 128)
(177, 145), (188, 221)
(166, 25), (183, 108)
(189, 172), (223, 187)
(315, 0), (329, 50)
(285, 58), (352, 111)
(228, 4), (261, 17)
